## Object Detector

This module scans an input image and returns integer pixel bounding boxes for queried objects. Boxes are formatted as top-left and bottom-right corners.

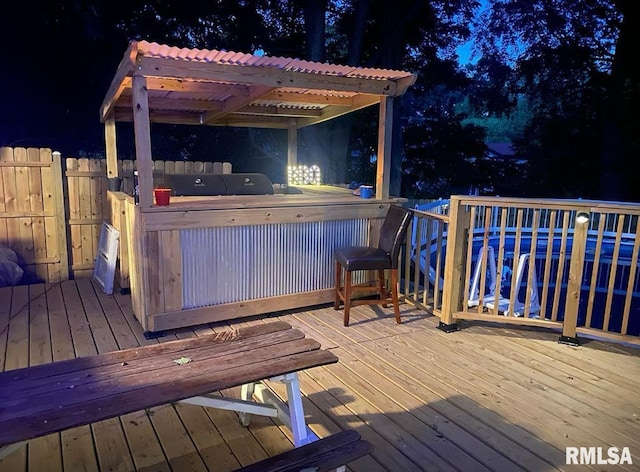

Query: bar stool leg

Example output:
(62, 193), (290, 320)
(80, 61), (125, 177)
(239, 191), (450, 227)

(390, 269), (401, 323)
(334, 261), (342, 310)
(378, 269), (388, 307)
(344, 271), (353, 326)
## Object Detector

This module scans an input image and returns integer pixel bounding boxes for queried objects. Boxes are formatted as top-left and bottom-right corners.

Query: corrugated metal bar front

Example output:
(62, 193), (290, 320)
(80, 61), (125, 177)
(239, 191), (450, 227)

(181, 219), (369, 308)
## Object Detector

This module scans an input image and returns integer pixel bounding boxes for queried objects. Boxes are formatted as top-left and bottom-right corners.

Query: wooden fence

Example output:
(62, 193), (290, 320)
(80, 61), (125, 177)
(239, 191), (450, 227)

(0, 147), (231, 285)
(0, 147), (68, 283)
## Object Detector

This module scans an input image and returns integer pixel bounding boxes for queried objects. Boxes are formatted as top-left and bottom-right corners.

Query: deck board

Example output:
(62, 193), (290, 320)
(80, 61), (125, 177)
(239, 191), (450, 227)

(1, 280), (639, 472)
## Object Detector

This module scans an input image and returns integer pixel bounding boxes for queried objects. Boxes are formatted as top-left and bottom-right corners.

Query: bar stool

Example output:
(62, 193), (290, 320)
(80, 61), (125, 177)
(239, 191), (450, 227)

(333, 205), (414, 326)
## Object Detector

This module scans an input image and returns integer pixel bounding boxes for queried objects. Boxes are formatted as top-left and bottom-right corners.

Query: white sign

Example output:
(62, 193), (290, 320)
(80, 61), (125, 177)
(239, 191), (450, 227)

(566, 447), (633, 465)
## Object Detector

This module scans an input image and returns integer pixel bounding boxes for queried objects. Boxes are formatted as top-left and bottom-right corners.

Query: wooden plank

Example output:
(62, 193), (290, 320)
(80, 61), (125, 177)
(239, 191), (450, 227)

(39, 149), (59, 283)
(149, 289), (335, 333)
(90, 286), (173, 472)
(4, 285), (30, 371)
(69, 278), (135, 472)
(66, 158), (83, 279)
(24, 289), (63, 472)
(0, 287), (10, 370)
(132, 74), (154, 208)
(375, 96), (392, 200)
(235, 429), (372, 472)
(26, 149), (47, 281)
(1, 285), (30, 469)
(57, 280), (100, 470)
(203, 401), (269, 468)
(104, 119), (119, 178)
(0, 216), (6, 247)
(12, 149), (35, 272)
(0, 147), (17, 214)
(126, 203), (146, 328)
(145, 230), (164, 315)
(46, 283), (75, 363)
(173, 402), (242, 471)
(108, 192), (130, 289)
(120, 409), (171, 471)
(50, 152), (69, 281)
(77, 158), (95, 272)
(139, 201), (388, 232)
(148, 404), (209, 471)
(60, 426), (99, 472)
(76, 278), (119, 353)
(13, 148), (30, 212)
(160, 229), (182, 311)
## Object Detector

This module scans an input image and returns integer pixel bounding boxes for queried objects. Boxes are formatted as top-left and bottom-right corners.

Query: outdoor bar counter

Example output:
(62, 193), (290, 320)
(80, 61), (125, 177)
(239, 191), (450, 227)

(114, 186), (403, 332)
(100, 40), (416, 332)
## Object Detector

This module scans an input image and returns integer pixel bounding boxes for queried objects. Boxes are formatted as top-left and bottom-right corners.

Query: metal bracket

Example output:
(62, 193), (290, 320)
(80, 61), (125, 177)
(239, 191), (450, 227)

(437, 321), (460, 333)
(558, 335), (580, 347)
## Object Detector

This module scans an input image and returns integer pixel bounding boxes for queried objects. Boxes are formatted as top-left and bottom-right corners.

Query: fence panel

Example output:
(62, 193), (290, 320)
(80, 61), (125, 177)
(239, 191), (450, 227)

(64, 157), (232, 280)
(0, 147), (68, 283)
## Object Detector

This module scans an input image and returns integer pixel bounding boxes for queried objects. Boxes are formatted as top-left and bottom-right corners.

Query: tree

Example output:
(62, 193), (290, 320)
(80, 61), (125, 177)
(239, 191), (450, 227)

(472, 0), (639, 200)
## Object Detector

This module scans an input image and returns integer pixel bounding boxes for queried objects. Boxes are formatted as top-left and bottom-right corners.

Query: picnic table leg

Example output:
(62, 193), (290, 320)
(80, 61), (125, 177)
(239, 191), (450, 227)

(239, 382), (256, 426)
(0, 441), (25, 460)
(281, 373), (311, 446)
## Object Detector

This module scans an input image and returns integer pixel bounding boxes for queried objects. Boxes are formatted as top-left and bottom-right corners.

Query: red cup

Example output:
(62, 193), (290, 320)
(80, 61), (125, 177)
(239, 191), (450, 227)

(154, 188), (171, 206)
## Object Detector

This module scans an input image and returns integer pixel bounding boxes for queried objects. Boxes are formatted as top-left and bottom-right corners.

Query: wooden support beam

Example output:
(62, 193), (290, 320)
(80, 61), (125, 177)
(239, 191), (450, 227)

(136, 57), (400, 97)
(376, 96), (393, 199)
(132, 74), (154, 208)
(104, 118), (118, 178)
(259, 90), (354, 106)
(100, 43), (138, 122)
(288, 119), (298, 168)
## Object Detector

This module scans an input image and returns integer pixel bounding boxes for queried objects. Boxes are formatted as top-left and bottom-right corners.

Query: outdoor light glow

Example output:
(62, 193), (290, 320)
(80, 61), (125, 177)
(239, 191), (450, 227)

(576, 212), (590, 224)
(287, 165), (321, 185)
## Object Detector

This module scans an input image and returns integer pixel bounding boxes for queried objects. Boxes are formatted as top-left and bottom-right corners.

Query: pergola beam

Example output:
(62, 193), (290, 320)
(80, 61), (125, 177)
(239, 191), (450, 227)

(135, 57), (400, 97)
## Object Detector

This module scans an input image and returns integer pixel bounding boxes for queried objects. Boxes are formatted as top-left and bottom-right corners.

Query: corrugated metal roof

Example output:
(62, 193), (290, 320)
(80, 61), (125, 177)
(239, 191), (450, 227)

(136, 41), (413, 82)
(102, 40), (416, 127)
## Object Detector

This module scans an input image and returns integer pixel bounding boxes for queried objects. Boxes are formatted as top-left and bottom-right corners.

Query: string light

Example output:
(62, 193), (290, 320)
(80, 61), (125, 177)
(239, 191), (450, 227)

(287, 165), (322, 185)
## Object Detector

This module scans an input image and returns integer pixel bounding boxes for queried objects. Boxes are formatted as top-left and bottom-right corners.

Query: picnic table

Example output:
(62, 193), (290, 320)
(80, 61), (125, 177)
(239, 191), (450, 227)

(0, 321), (340, 460)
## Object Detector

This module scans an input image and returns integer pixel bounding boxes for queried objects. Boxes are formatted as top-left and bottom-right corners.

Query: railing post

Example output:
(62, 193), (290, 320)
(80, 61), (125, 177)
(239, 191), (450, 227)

(439, 197), (470, 332)
(559, 208), (590, 346)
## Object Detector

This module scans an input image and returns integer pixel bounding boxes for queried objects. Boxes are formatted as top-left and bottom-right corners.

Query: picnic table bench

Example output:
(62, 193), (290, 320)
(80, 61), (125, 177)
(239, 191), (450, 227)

(0, 321), (373, 470)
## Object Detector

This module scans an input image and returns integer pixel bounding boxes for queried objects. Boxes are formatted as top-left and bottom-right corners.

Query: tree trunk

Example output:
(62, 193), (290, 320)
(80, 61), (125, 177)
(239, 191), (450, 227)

(599, 0), (640, 200)
(303, 0), (327, 62)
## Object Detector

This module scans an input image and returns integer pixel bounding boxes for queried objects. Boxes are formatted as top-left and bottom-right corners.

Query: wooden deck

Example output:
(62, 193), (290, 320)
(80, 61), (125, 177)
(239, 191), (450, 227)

(1, 280), (639, 471)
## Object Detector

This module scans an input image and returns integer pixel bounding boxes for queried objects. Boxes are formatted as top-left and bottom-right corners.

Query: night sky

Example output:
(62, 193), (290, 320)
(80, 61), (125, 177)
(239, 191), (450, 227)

(0, 2), (132, 156)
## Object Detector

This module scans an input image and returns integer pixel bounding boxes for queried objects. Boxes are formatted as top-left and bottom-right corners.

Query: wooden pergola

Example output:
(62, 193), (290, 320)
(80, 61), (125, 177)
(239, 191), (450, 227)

(100, 40), (416, 206)
(99, 41), (416, 332)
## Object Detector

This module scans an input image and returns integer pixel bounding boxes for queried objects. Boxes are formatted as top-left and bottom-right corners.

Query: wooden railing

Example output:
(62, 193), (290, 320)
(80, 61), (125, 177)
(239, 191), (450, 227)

(402, 196), (640, 344)
(403, 199), (449, 314)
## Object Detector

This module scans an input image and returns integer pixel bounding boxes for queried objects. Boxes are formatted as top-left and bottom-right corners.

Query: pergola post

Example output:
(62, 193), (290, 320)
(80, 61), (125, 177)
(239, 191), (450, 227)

(104, 118), (118, 178)
(132, 74), (154, 208)
(287, 119), (298, 168)
(376, 96), (393, 199)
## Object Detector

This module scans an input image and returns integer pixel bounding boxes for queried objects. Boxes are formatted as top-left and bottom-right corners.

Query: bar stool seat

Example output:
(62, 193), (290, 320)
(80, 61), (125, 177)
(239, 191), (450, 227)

(333, 205), (413, 326)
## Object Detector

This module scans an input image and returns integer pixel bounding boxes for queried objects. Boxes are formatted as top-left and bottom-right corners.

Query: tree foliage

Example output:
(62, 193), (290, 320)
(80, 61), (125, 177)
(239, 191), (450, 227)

(1, 0), (637, 200)
(470, 0), (639, 200)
